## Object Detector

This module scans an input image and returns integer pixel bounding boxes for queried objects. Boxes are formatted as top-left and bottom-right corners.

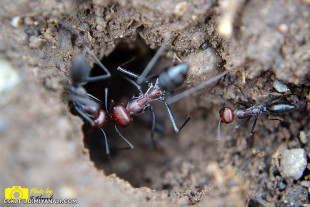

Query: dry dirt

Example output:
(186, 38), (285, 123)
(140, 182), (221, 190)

(1, 0), (310, 206)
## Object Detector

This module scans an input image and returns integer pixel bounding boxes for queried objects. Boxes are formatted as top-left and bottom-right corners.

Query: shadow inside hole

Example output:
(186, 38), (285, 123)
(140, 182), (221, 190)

(80, 39), (186, 188)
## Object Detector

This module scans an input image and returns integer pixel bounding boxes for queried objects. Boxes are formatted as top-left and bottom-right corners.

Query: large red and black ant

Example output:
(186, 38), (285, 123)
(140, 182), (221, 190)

(112, 38), (191, 142)
(60, 18), (138, 155)
(68, 53), (140, 155)
(218, 82), (296, 138)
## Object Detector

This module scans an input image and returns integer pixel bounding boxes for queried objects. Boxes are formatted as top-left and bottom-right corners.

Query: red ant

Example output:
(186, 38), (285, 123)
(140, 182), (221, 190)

(218, 83), (296, 138)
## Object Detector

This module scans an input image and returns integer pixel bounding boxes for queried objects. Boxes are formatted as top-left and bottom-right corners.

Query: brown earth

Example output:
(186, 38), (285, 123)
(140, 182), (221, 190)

(0, 0), (310, 206)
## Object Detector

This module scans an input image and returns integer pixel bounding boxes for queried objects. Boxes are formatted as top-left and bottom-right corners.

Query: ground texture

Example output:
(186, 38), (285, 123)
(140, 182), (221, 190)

(1, 0), (310, 206)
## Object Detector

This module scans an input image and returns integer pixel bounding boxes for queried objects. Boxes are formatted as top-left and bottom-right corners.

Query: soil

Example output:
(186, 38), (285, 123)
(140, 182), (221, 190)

(1, 0), (310, 206)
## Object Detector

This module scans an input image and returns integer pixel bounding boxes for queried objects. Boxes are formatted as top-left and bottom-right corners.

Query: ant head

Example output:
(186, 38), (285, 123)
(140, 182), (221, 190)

(219, 107), (234, 124)
(158, 63), (188, 91)
(70, 54), (90, 84)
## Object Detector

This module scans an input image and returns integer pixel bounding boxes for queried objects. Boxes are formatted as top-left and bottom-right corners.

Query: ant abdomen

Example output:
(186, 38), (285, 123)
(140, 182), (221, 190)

(158, 63), (188, 91)
(93, 109), (107, 128)
(268, 103), (296, 115)
(111, 104), (133, 127)
(219, 107), (234, 124)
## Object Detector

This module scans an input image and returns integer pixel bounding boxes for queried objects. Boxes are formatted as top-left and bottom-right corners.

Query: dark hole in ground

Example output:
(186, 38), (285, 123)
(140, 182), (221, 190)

(79, 39), (190, 188)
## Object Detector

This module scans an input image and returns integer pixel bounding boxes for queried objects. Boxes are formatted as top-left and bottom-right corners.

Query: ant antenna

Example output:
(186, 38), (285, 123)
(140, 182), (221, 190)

(99, 128), (110, 155)
(114, 125), (134, 150)
(217, 120), (222, 139)
(58, 19), (111, 83)
(167, 69), (229, 104)
(163, 101), (191, 132)
(83, 46), (111, 82)
(137, 38), (169, 84)
(117, 66), (140, 79)
(104, 88), (109, 113)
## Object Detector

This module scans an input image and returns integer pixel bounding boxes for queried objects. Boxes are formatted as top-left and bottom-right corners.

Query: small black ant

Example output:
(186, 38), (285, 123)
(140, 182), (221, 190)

(218, 82), (296, 138)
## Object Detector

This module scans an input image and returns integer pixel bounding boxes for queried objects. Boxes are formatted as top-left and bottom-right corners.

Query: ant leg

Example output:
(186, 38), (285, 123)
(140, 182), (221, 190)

(87, 93), (101, 103)
(262, 111), (269, 119)
(167, 69), (229, 104)
(147, 105), (157, 147)
(163, 101), (190, 133)
(58, 19), (111, 82)
(121, 75), (143, 95)
(83, 46), (111, 82)
(236, 101), (248, 107)
(137, 38), (168, 84)
(99, 128), (110, 155)
(114, 125), (134, 149)
(235, 117), (251, 129)
(73, 103), (95, 126)
(104, 88), (109, 113)
(58, 19), (81, 38)
(143, 74), (159, 83)
(249, 116), (258, 136)
(232, 83), (250, 103)
(268, 117), (284, 121)
(117, 66), (140, 79)
(117, 66), (159, 83)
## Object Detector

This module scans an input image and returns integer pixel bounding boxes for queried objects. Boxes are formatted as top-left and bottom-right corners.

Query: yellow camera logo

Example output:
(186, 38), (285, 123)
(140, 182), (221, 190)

(5, 186), (29, 201)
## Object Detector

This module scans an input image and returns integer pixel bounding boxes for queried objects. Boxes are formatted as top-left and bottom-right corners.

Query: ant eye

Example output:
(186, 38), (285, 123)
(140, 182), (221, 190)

(219, 107), (234, 124)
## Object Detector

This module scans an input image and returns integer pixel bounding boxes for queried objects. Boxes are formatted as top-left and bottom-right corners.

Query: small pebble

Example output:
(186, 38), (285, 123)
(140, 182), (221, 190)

(25, 28), (38, 36)
(300, 180), (310, 188)
(277, 181), (286, 191)
(0, 117), (8, 134)
(29, 36), (44, 48)
(58, 186), (76, 198)
(280, 149), (307, 180)
(0, 59), (20, 93)
(299, 131), (308, 145)
(273, 79), (290, 93)
(11, 16), (21, 27)
(79, 22), (89, 32)
(174, 2), (188, 16)
(278, 24), (288, 33)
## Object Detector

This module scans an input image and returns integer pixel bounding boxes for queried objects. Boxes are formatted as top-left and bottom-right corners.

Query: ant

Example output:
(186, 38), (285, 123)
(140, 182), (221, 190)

(61, 19), (136, 155)
(112, 38), (191, 142)
(115, 37), (232, 142)
(218, 82), (296, 138)
(67, 53), (137, 155)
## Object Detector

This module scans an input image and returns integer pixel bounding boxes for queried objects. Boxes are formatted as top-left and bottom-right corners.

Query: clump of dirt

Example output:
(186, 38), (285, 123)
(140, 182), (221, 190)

(1, 0), (309, 206)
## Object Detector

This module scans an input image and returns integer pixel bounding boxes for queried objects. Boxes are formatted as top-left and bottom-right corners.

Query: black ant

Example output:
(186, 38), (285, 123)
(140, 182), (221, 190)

(218, 82), (296, 138)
